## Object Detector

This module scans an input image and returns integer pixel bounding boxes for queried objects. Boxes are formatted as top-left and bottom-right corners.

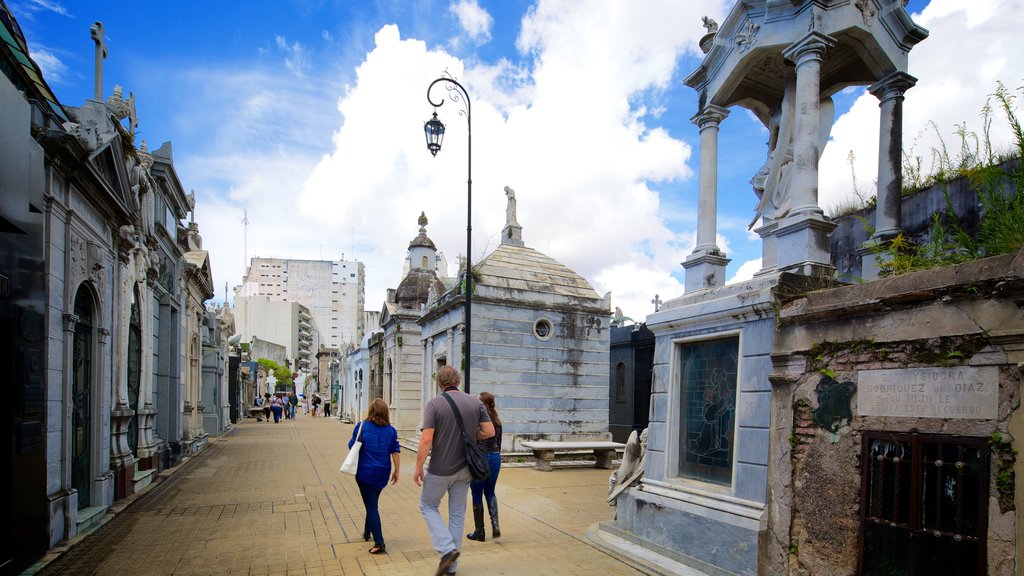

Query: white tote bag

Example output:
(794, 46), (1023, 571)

(340, 422), (363, 475)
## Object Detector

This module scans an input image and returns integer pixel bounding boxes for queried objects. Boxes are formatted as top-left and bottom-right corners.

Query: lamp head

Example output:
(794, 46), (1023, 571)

(424, 111), (445, 157)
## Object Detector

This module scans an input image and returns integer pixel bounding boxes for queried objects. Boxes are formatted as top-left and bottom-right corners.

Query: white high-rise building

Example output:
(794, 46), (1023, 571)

(234, 258), (366, 353)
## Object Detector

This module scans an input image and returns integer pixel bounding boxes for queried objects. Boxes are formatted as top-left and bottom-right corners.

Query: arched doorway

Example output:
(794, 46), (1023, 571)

(71, 285), (94, 509)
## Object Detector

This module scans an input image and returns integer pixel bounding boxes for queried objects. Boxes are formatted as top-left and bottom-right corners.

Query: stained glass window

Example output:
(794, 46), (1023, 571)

(678, 336), (738, 485)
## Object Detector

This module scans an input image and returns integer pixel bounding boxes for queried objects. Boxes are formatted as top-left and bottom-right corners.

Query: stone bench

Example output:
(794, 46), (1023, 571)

(519, 441), (625, 472)
(248, 406), (266, 421)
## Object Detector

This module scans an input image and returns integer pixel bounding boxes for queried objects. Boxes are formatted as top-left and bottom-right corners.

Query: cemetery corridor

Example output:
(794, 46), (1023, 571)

(28, 416), (646, 576)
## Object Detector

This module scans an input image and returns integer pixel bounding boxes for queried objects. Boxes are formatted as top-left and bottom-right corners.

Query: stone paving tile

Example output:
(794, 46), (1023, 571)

(27, 414), (647, 575)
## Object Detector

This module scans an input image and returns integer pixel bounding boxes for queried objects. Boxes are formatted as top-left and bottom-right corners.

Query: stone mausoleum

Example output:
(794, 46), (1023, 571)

(595, 2), (1024, 574)
(418, 187), (612, 449)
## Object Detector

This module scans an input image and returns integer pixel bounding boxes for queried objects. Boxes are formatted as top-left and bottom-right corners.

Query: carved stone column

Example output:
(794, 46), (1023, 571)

(784, 32), (834, 216)
(136, 281), (159, 467)
(860, 71), (917, 280)
(683, 104), (731, 292)
(774, 32), (838, 276)
(61, 313), (79, 492)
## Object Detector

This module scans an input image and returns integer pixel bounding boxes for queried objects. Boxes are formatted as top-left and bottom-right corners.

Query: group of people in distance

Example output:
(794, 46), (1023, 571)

(254, 391), (328, 423)
(346, 365), (502, 576)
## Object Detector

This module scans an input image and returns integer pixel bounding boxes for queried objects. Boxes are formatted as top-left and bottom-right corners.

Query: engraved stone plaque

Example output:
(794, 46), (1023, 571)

(857, 366), (998, 419)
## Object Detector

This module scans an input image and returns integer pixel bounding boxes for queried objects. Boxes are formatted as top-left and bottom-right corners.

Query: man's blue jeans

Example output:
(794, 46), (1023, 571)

(420, 466), (471, 572)
(357, 481), (384, 545)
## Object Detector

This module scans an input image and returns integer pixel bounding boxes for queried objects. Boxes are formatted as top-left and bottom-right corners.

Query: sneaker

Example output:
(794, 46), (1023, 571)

(435, 550), (459, 576)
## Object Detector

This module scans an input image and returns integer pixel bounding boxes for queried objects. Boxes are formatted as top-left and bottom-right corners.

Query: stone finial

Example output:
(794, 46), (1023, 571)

(702, 16), (718, 34)
(700, 16), (719, 54)
(106, 85), (130, 120)
(418, 211), (428, 232)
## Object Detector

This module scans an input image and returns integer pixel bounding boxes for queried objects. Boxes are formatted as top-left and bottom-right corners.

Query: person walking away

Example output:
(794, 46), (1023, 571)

(270, 394), (284, 423)
(324, 396), (332, 418)
(413, 366), (494, 576)
(466, 391), (503, 542)
(262, 393), (271, 423)
(347, 398), (400, 555)
(311, 394), (320, 417)
(288, 391), (298, 420)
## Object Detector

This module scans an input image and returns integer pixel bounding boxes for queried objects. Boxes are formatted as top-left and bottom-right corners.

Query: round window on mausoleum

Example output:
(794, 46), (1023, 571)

(533, 318), (553, 341)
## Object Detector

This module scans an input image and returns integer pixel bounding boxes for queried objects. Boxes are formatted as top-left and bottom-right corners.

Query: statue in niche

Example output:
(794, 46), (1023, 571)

(504, 185), (519, 226)
(748, 79), (835, 228)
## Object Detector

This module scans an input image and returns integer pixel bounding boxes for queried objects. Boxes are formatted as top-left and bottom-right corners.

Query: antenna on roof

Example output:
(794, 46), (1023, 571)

(241, 208), (250, 275)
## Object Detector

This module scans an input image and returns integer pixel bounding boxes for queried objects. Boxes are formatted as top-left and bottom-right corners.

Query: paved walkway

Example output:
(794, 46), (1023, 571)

(26, 413), (648, 576)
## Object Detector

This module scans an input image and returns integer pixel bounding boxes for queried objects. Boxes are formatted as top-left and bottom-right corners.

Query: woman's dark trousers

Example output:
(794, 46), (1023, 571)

(468, 452), (502, 540)
(357, 481), (384, 546)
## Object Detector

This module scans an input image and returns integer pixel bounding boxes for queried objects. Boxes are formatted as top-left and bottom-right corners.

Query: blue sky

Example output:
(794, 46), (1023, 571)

(11, 0), (1023, 324)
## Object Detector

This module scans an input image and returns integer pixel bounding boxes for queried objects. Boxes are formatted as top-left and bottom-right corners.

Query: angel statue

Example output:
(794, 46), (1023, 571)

(607, 428), (648, 509)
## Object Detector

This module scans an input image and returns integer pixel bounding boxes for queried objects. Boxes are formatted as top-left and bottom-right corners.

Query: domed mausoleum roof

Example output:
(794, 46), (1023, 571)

(395, 269), (446, 309)
(475, 243), (600, 301)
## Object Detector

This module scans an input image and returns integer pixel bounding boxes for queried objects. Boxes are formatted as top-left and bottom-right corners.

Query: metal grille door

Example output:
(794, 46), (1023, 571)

(860, 432), (988, 575)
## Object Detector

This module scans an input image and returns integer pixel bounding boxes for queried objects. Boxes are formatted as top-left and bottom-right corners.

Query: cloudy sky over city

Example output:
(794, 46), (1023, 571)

(12, 0), (1024, 321)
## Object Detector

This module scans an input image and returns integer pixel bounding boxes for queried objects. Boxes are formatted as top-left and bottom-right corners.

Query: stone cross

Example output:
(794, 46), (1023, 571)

(651, 294), (662, 312)
(90, 21), (107, 101)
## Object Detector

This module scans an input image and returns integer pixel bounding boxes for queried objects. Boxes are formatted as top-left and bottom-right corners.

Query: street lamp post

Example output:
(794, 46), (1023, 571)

(425, 71), (473, 394)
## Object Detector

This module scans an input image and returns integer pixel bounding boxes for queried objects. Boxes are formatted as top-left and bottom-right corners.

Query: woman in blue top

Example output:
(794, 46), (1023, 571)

(347, 398), (401, 554)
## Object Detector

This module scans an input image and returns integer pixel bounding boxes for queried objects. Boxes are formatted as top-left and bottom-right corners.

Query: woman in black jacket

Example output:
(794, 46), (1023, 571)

(466, 392), (502, 541)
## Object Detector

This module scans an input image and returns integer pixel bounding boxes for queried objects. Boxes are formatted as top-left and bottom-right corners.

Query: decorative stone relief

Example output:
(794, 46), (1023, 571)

(69, 232), (88, 284)
(69, 119), (100, 151)
(813, 375), (854, 433)
(855, 0), (877, 26)
(752, 53), (787, 79)
(735, 20), (760, 53)
(87, 240), (105, 287)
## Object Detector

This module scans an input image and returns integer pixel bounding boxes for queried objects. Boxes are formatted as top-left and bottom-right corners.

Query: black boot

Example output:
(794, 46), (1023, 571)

(487, 495), (501, 538)
(466, 503), (486, 541)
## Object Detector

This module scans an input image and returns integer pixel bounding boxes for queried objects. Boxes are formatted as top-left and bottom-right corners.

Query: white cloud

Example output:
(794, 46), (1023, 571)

(726, 258), (762, 285)
(27, 46), (68, 84)
(295, 2), (728, 319)
(275, 36), (309, 76)
(15, 0), (71, 17)
(819, 0), (1024, 213)
(449, 0), (493, 44)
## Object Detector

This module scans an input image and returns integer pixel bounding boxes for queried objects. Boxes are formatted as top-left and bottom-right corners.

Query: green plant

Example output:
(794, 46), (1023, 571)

(988, 432), (1017, 513)
(891, 82), (1023, 259)
(819, 367), (838, 379)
